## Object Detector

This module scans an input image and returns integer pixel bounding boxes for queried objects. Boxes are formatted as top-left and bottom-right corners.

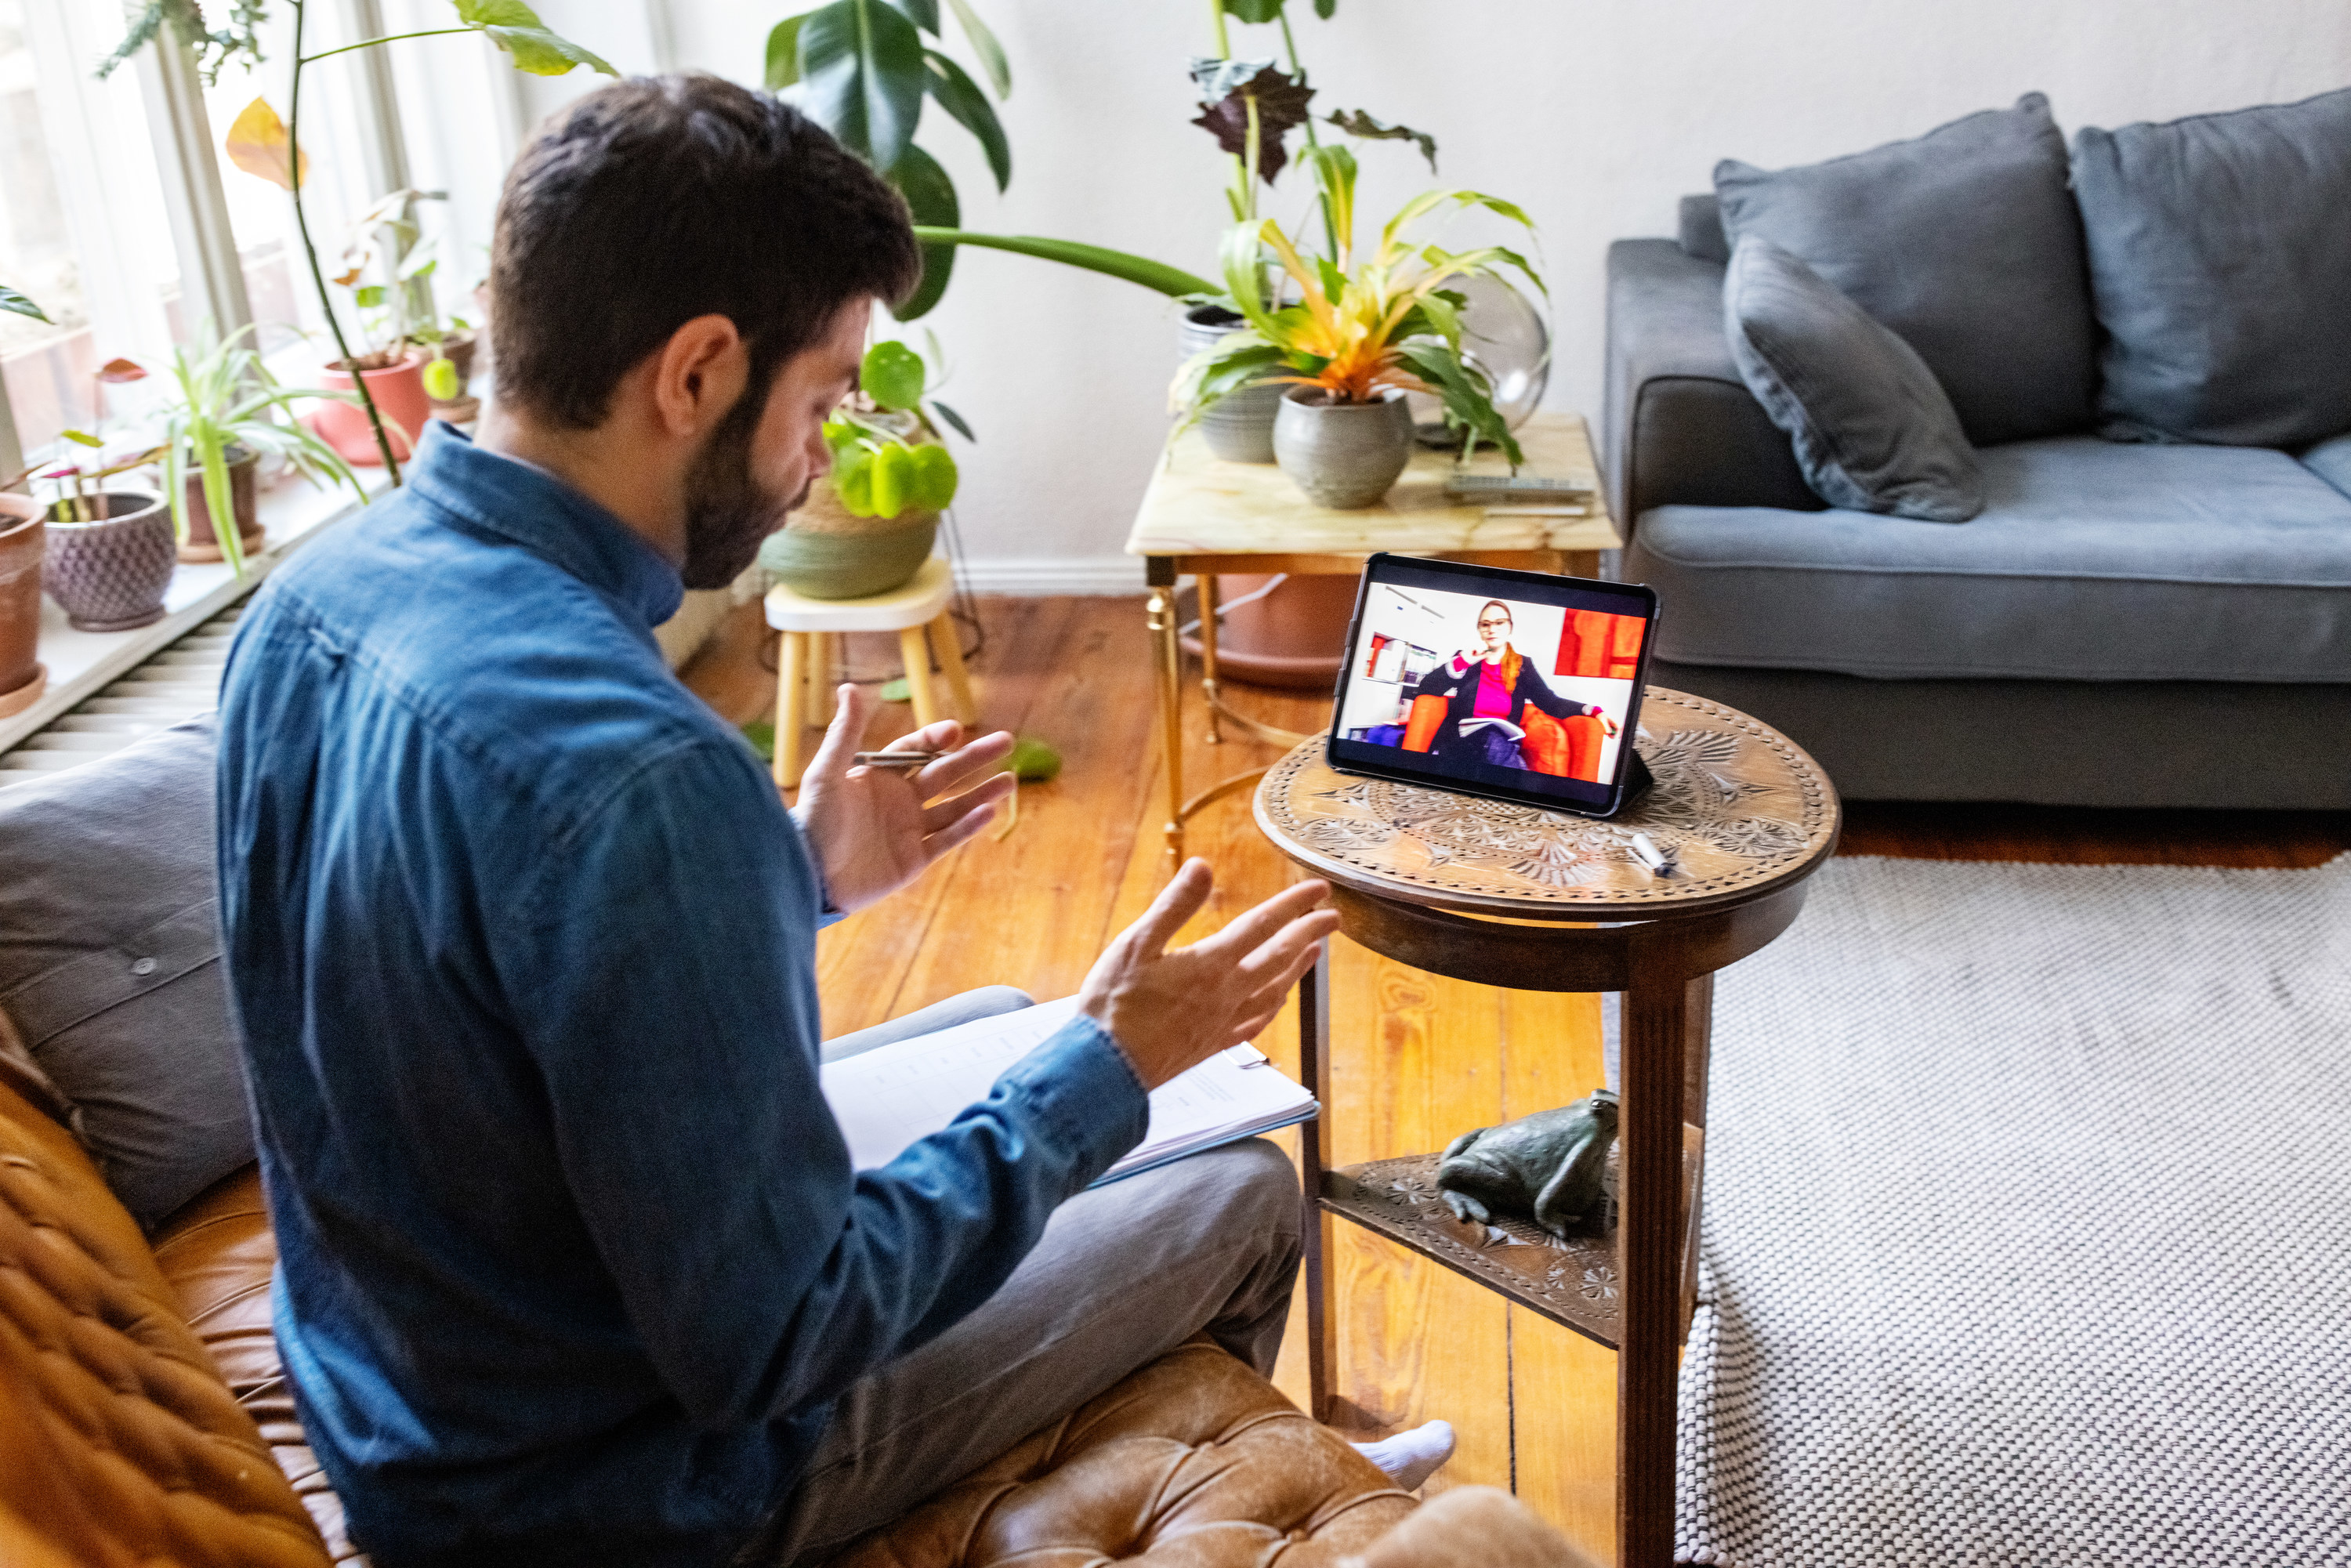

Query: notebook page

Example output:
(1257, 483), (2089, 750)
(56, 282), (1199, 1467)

(821, 997), (1314, 1177)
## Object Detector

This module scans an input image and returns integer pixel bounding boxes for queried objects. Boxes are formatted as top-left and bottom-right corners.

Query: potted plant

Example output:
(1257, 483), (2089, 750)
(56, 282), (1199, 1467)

(132, 0), (614, 482)
(150, 320), (365, 570)
(1179, 153), (1543, 508)
(0, 490), (45, 718)
(760, 342), (963, 600)
(34, 452), (176, 633)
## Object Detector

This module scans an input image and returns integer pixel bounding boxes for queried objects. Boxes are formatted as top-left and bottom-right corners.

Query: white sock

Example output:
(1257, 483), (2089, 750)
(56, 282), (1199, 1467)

(1352, 1419), (1457, 1491)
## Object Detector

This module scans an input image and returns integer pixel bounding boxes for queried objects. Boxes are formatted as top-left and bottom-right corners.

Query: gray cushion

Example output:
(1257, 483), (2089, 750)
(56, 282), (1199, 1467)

(0, 715), (248, 1229)
(1625, 437), (2351, 683)
(2074, 88), (2351, 450)
(2303, 433), (2351, 502)
(1722, 237), (1983, 523)
(1677, 194), (1729, 263)
(1715, 94), (2096, 446)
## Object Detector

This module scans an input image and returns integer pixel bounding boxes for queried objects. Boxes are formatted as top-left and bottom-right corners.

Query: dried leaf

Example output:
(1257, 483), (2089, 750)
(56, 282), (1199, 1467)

(224, 96), (306, 190)
(96, 357), (148, 383)
(1190, 66), (1315, 186)
(1327, 108), (1439, 174)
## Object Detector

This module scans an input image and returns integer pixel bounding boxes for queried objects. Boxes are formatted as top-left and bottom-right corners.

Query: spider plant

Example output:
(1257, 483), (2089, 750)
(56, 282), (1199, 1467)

(156, 320), (364, 573)
(1173, 148), (1545, 465)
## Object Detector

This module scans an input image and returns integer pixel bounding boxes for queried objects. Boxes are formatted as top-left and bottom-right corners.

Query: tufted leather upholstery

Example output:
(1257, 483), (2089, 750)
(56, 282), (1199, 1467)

(831, 1341), (1415, 1568)
(150, 1168), (364, 1563)
(3, 1074), (1425, 1568)
(0, 1080), (331, 1567)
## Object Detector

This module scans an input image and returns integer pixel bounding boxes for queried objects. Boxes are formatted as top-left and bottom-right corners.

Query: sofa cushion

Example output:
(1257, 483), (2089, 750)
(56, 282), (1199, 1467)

(0, 715), (250, 1229)
(1714, 93), (2096, 447)
(1625, 437), (2351, 682)
(2074, 87), (2351, 450)
(0, 1082), (331, 1568)
(1722, 237), (1983, 523)
(2304, 433), (2351, 503)
(1677, 193), (1729, 263)
(829, 1340), (1414, 1568)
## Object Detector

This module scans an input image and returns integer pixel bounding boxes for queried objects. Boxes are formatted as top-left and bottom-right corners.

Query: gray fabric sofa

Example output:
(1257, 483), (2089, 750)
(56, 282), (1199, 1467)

(1606, 186), (2351, 810)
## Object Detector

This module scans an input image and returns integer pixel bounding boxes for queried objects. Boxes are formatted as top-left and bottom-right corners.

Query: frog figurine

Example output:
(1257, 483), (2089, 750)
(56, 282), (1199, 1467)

(1435, 1089), (1620, 1240)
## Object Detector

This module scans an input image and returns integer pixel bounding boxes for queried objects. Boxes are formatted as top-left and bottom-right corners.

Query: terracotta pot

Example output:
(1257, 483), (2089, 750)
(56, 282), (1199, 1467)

(0, 494), (46, 717)
(177, 445), (266, 563)
(42, 490), (176, 632)
(1178, 572), (1361, 691)
(442, 330), (477, 384)
(310, 349), (433, 466)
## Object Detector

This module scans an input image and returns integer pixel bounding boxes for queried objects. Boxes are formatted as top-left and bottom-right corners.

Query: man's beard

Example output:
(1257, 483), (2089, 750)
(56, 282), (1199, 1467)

(677, 389), (806, 590)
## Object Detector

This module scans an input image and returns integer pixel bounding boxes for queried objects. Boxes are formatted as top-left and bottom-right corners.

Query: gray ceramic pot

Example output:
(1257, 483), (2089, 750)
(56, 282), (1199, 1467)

(1179, 303), (1282, 464)
(1272, 389), (1416, 509)
(42, 490), (176, 632)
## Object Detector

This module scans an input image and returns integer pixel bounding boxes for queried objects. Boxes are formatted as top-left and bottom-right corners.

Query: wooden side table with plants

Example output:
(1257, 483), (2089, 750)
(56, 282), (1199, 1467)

(1125, 411), (1619, 865)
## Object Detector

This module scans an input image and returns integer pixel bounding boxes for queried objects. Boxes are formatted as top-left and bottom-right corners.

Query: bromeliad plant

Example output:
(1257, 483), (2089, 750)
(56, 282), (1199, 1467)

(1173, 150), (1545, 465)
(154, 320), (364, 573)
(824, 341), (962, 519)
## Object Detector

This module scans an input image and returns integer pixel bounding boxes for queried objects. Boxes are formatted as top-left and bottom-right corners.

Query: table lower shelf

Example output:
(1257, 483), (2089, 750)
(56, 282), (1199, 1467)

(1319, 1127), (1704, 1349)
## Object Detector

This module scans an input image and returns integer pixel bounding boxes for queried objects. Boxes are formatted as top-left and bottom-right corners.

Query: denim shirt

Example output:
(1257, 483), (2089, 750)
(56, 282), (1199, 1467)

(215, 425), (1148, 1568)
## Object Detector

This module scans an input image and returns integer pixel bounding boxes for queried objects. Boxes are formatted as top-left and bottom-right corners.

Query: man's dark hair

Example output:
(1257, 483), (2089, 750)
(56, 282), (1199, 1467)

(490, 74), (921, 430)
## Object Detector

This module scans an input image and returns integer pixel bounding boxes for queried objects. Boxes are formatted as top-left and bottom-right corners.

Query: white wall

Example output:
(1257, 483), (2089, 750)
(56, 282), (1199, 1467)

(500, 0), (2351, 589)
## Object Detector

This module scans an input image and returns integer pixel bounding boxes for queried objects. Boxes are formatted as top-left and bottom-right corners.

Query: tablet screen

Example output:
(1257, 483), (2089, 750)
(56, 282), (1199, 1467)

(1328, 556), (1658, 814)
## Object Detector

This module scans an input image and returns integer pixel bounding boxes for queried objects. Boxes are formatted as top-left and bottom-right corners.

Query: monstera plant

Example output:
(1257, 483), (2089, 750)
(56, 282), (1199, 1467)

(766, 0), (1012, 320)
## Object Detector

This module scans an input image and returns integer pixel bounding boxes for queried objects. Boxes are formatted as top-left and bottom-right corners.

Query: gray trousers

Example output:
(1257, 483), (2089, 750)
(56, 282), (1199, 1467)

(753, 990), (1305, 1566)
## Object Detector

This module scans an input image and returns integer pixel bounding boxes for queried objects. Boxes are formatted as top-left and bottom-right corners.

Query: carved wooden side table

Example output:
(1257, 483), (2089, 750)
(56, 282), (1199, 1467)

(1253, 690), (1841, 1568)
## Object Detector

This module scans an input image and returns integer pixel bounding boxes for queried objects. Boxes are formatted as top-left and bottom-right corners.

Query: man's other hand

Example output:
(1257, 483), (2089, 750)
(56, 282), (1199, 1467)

(792, 685), (1016, 914)
(1079, 860), (1339, 1090)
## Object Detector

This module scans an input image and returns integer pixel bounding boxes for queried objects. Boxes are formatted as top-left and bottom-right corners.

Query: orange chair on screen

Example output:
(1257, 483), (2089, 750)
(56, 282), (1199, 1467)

(1402, 693), (1447, 752)
(1521, 710), (1607, 781)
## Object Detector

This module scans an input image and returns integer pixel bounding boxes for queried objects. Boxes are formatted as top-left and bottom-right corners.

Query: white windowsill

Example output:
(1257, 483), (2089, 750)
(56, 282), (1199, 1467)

(0, 465), (392, 756)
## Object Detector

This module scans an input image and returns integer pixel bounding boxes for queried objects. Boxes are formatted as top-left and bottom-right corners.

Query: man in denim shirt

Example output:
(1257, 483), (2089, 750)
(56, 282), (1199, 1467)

(213, 76), (1379, 1568)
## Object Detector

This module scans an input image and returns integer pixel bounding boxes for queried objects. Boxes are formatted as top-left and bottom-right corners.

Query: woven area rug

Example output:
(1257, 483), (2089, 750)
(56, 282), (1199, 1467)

(1674, 855), (2351, 1566)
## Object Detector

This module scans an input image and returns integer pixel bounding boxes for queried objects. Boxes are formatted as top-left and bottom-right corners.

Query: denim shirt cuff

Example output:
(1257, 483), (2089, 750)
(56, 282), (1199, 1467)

(994, 1015), (1150, 1179)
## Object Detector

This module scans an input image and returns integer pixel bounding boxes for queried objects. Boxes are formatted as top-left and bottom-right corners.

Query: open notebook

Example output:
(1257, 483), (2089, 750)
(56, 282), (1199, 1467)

(820, 995), (1318, 1186)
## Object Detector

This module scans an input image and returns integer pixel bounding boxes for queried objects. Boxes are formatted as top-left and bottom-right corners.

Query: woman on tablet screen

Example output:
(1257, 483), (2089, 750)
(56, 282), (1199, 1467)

(1403, 600), (1619, 772)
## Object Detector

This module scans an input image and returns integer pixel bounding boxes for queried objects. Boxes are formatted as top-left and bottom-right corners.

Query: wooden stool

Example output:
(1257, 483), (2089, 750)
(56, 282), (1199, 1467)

(764, 556), (975, 790)
(1252, 690), (1841, 1568)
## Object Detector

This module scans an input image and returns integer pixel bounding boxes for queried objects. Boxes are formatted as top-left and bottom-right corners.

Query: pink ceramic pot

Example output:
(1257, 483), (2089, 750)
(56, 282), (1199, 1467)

(310, 349), (432, 466)
(42, 490), (175, 632)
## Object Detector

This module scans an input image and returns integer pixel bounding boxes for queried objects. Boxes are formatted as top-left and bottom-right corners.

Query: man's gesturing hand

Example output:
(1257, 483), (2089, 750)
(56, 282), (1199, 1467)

(792, 685), (1015, 914)
(1079, 860), (1339, 1091)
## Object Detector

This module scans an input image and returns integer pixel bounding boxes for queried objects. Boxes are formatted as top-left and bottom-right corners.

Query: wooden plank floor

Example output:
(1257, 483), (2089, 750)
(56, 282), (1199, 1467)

(683, 592), (2351, 1559)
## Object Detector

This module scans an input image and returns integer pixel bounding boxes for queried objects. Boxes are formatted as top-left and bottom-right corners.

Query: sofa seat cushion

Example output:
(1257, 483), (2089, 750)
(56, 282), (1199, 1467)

(0, 1085), (331, 1568)
(1627, 436), (2351, 682)
(149, 1176), (1409, 1568)
(151, 1167), (364, 1564)
(831, 1340), (1413, 1568)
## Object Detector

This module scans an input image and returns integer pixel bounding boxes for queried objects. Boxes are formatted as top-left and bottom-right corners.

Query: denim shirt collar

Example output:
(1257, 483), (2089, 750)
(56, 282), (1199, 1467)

(408, 422), (685, 629)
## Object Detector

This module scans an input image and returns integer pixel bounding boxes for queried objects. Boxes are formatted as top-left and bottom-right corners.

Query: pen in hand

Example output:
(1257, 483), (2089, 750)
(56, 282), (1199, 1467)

(852, 749), (937, 773)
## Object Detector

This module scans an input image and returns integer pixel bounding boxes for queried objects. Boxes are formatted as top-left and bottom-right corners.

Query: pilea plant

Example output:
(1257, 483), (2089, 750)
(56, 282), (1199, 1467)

(825, 342), (962, 520)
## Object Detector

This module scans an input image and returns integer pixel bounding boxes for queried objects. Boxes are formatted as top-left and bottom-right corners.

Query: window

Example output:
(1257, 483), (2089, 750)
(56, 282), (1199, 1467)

(0, 0), (177, 454)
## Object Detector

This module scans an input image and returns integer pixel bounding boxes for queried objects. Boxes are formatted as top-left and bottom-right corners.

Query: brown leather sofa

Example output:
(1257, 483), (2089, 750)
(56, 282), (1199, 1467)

(0, 1022), (1486, 1568)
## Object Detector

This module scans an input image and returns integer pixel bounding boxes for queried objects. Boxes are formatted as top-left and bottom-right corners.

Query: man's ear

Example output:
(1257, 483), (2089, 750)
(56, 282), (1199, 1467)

(649, 314), (749, 439)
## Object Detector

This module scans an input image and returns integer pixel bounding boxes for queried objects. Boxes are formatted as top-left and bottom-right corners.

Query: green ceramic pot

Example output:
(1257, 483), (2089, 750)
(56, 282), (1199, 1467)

(759, 511), (938, 600)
